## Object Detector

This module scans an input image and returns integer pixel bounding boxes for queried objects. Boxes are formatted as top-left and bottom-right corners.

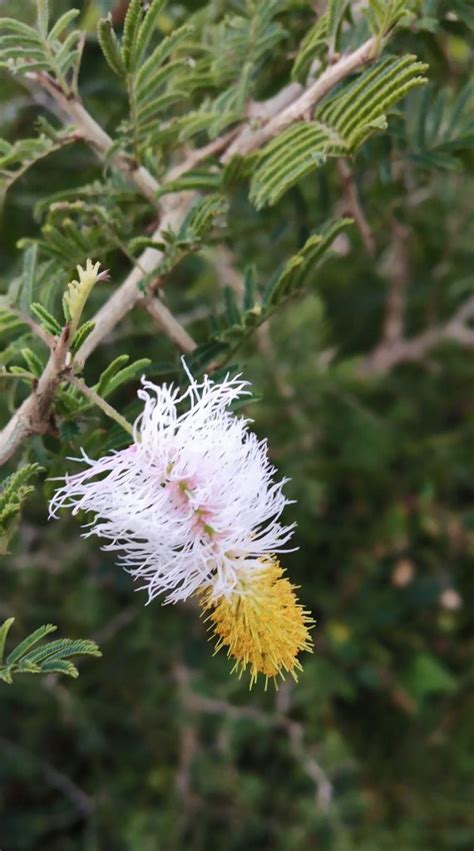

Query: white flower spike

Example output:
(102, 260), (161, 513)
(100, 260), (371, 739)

(50, 363), (314, 685)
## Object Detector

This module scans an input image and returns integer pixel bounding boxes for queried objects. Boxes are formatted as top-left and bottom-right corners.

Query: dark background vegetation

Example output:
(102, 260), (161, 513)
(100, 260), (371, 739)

(1, 1), (473, 849)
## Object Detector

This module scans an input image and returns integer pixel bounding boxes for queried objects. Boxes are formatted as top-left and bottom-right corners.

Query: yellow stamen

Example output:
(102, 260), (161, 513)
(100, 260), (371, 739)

(198, 559), (315, 688)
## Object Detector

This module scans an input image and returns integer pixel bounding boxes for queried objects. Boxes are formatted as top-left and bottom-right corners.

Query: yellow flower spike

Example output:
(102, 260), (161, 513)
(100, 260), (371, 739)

(198, 559), (315, 689)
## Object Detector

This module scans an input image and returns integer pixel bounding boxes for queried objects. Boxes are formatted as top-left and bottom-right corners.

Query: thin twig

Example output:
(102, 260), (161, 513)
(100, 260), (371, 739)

(67, 374), (134, 436)
(7, 305), (54, 348)
(222, 36), (376, 161)
(144, 295), (197, 353)
(0, 34), (390, 465)
(362, 294), (474, 375)
(27, 71), (161, 207)
(173, 663), (333, 810)
(336, 159), (375, 258)
(0, 325), (70, 466)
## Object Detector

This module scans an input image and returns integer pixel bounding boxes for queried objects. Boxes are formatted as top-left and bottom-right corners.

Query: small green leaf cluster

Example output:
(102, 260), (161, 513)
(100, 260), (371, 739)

(0, 464), (42, 551)
(251, 55), (428, 208)
(0, 2), (82, 93)
(0, 619), (101, 683)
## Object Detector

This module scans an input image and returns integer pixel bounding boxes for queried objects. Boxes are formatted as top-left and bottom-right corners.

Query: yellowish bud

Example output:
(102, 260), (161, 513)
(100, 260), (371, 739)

(198, 559), (314, 688)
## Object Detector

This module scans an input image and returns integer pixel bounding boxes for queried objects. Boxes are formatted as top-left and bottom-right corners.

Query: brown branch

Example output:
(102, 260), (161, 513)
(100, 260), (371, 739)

(362, 294), (474, 375)
(0, 35), (381, 464)
(173, 663), (333, 809)
(27, 71), (161, 207)
(143, 295), (198, 353)
(222, 36), (376, 161)
(7, 305), (54, 348)
(380, 220), (410, 347)
(166, 129), (238, 183)
(336, 159), (375, 258)
(0, 325), (70, 466)
(0, 735), (94, 818)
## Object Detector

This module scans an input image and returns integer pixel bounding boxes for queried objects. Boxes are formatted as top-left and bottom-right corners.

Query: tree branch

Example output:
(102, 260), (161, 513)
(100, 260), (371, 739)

(143, 295), (198, 354)
(173, 663), (333, 809)
(336, 159), (376, 258)
(362, 294), (474, 375)
(222, 36), (376, 161)
(66, 374), (134, 436)
(28, 71), (161, 206)
(0, 326), (70, 466)
(0, 34), (385, 465)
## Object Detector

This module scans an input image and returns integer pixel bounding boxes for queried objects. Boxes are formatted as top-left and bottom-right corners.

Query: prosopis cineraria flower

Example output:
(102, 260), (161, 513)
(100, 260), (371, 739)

(50, 364), (314, 686)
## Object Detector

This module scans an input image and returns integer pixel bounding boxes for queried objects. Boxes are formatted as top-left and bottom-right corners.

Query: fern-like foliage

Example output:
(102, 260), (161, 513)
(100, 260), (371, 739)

(292, 13), (328, 83)
(0, 619), (101, 684)
(0, 464), (42, 531)
(98, 0), (191, 160)
(98, 0), (288, 159)
(0, 2), (82, 94)
(364, 0), (415, 37)
(250, 54), (428, 208)
(0, 121), (76, 204)
(190, 218), (352, 369)
(0, 464), (43, 553)
(405, 83), (474, 170)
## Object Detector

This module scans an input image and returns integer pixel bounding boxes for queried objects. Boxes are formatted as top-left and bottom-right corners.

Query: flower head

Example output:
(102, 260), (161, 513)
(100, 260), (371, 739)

(199, 557), (314, 688)
(50, 365), (313, 684)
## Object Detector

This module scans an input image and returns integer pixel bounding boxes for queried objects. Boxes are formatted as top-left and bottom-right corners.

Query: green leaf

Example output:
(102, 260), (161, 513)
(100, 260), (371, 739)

(251, 54), (428, 208)
(0, 464), (43, 530)
(37, 0), (50, 37)
(20, 638), (102, 665)
(102, 358), (151, 397)
(0, 18), (40, 40)
(30, 302), (62, 336)
(17, 245), (38, 312)
(327, 0), (349, 51)
(122, 0), (143, 71)
(0, 618), (15, 664)
(21, 347), (44, 377)
(39, 659), (79, 677)
(6, 624), (57, 665)
(97, 15), (127, 77)
(95, 354), (130, 397)
(263, 218), (353, 306)
(71, 320), (95, 355)
(133, 0), (167, 67)
(48, 9), (80, 42)
(0, 622), (101, 684)
(291, 13), (328, 82)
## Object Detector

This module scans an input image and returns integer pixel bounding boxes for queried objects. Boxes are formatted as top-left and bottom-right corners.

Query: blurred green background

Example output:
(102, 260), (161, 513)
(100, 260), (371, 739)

(1, 1), (473, 849)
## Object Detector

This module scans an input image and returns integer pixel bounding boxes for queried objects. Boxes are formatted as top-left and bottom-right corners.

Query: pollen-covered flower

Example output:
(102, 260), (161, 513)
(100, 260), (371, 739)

(199, 558), (314, 688)
(50, 366), (314, 684)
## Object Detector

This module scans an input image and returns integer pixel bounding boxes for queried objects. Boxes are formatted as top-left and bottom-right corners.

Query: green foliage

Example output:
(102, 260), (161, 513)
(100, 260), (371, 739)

(94, 355), (152, 399)
(0, 619), (101, 684)
(251, 54), (428, 208)
(291, 12), (328, 82)
(0, 0), (473, 849)
(98, 1), (192, 157)
(0, 122), (76, 204)
(0, 5), (82, 93)
(0, 463), (42, 535)
(364, 0), (415, 37)
(405, 82), (474, 169)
